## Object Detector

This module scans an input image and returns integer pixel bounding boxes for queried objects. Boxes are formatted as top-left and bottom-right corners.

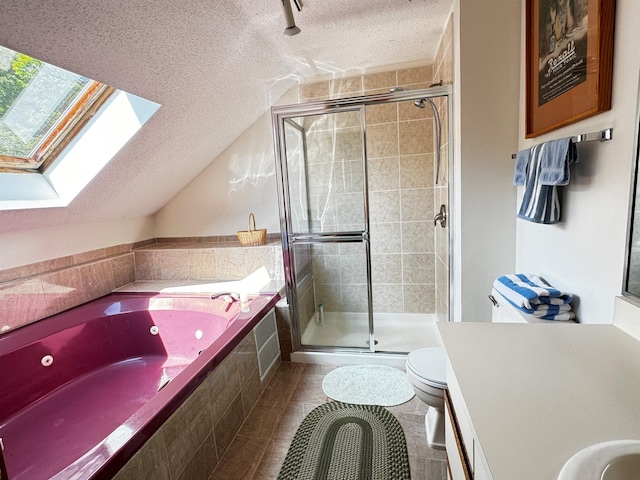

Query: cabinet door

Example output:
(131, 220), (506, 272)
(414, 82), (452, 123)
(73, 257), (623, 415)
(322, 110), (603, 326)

(444, 390), (473, 480)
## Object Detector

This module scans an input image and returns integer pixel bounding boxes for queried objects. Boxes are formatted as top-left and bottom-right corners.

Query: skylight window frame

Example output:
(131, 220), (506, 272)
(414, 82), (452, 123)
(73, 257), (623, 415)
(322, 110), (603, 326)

(0, 80), (115, 173)
(0, 45), (161, 211)
(0, 89), (161, 211)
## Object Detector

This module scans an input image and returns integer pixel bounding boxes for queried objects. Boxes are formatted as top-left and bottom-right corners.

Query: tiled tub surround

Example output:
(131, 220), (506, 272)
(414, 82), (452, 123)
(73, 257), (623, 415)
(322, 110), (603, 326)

(0, 241), (145, 333)
(0, 291), (280, 480)
(298, 65), (442, 316)
(129, 240), (292, 359)
(133, 239), (283, 284)
(0, 237), (283, 334)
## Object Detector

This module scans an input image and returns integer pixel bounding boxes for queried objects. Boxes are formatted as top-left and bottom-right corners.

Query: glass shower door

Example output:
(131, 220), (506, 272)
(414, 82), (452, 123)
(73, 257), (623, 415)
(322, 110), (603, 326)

(275, 107), (373, 351)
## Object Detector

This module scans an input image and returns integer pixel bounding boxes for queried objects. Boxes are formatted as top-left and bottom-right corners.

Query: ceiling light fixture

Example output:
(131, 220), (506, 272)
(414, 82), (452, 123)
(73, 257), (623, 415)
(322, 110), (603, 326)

(281, 0), (301, 36)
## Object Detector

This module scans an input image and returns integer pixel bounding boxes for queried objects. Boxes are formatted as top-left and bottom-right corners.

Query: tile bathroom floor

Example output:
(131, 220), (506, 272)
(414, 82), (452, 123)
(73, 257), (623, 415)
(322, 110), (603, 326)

(209, 361), (448, 479)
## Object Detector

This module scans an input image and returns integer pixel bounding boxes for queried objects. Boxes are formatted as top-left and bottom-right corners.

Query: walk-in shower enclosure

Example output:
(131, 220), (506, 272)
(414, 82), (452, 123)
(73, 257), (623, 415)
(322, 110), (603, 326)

(272, 86), (452, 355)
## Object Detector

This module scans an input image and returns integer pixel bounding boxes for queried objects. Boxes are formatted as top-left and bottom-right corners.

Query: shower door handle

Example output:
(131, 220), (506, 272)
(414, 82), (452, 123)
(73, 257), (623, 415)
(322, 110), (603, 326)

(434, 204), (447, 228)
(288, 232), (366, 244)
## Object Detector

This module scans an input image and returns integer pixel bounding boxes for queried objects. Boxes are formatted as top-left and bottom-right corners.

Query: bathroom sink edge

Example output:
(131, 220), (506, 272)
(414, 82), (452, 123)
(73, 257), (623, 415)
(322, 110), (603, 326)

(557, 440), (640, 480)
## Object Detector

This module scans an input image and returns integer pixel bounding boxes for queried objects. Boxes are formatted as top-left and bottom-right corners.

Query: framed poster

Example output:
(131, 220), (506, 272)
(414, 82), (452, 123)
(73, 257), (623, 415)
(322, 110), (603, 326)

(526, 0), (615, 138)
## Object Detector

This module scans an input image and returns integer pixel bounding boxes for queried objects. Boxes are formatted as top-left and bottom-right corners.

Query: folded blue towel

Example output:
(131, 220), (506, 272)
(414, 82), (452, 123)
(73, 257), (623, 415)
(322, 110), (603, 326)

(538, 138), (579, 186)
(513, 148), (530, 186)
(493, 273), (573, 316)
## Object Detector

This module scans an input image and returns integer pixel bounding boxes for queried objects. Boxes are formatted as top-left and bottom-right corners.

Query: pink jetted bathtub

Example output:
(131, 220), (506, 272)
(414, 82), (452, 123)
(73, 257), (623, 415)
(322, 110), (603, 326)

(0, 291), (280, 480)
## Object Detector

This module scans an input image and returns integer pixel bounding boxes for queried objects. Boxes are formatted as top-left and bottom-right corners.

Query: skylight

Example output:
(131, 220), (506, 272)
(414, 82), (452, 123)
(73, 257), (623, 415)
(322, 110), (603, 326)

(0, 45), (160, 210)
(0, 46), (111, 171)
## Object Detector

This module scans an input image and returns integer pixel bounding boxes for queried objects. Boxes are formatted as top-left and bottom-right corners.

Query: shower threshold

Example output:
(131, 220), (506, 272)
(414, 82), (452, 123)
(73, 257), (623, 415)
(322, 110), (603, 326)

(294, 311), (442, 368)
(291, 350), (409, 369)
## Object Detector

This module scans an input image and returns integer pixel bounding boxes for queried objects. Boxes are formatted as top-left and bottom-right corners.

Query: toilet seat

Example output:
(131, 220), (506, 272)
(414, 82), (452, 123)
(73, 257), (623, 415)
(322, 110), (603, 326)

(406, 347), (447, 388)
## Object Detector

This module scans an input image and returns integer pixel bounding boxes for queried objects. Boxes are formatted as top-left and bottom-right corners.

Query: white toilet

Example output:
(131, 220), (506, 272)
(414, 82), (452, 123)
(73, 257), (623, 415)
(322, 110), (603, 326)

(406, 346), (447, 450)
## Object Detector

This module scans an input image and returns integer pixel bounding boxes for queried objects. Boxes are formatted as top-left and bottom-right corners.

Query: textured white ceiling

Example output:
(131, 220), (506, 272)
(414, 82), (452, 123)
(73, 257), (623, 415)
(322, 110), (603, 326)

(0, 0), (452, 233)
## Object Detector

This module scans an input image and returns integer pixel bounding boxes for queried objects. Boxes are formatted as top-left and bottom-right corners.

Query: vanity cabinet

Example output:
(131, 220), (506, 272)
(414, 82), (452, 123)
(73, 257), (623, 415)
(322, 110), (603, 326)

(439, 320), (640, 480)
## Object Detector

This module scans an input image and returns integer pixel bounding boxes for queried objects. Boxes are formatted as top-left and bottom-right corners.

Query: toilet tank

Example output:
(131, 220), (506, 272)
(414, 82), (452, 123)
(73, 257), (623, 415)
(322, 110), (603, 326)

(489, 289), (575, 323)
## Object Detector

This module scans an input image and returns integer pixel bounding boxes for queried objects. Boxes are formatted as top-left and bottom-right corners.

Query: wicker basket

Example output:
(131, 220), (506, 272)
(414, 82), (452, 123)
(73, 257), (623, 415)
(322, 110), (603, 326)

(237, 213), (267, 246)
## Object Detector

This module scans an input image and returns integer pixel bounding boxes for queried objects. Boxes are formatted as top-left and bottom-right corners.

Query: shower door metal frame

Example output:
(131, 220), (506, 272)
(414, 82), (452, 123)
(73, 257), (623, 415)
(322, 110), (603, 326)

(272, 85), (453, 353)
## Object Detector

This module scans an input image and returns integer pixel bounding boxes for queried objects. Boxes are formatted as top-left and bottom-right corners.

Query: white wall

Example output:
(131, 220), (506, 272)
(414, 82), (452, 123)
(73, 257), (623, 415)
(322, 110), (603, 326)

(0, 216), (155, 271)
(154, 104), (290, 237)
(452, 0), (521, 322)
(516, 1), (640, 324)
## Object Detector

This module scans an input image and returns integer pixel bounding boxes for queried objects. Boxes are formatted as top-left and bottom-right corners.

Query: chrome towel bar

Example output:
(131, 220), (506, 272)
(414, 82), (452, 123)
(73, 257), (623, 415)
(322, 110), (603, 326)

(511, 128), (613, 159)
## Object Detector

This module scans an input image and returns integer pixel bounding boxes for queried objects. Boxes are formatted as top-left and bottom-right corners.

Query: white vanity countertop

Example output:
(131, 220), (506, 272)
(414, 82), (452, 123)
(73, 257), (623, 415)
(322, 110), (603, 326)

(438, 322), (640, 480)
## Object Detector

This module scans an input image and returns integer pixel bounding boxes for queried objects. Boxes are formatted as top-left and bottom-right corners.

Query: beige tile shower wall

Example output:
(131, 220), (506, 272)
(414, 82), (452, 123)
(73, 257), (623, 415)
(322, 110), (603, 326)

(302, 108), (368, 313)
(434, 14), (454, 322)
(367, 73), (437, 314)
(300, 65), (438, 315)
(297, 273), (317, 338)
(303, 110), (364, 234)
(113, 331), (279, 480)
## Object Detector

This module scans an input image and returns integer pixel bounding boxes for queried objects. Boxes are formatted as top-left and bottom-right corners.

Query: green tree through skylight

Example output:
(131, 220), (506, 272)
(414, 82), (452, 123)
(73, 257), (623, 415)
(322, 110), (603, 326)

(0, 46), (89, 159)
(0, 53), (42, 115)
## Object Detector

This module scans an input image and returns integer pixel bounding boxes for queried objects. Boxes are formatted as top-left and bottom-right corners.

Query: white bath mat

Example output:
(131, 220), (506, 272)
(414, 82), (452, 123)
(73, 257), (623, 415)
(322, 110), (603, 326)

(321, 365), (415, 406)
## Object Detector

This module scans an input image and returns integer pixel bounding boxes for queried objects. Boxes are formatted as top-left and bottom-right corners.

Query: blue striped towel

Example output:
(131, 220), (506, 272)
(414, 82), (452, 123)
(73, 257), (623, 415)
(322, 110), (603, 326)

(515, 139), (579, 224)
(493, 273), (573, 318)
(533, 305), (575, 321)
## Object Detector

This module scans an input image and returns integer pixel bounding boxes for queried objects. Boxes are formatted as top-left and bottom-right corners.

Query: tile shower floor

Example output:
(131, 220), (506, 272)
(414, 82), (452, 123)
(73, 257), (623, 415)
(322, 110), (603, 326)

(209, 362), (447, 479)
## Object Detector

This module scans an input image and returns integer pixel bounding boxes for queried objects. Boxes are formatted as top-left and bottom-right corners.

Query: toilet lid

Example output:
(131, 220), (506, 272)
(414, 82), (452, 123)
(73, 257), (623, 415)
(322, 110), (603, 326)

(406, 347), (447, 387)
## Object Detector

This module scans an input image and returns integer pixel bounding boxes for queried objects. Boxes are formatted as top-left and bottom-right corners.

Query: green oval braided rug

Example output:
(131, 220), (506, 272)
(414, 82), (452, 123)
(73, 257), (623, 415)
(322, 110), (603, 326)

(277, 401), (411, 480)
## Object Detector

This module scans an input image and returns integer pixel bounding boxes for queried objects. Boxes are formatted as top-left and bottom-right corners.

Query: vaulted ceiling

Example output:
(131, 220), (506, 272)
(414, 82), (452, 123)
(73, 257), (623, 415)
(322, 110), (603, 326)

(0, 0), (452, 232)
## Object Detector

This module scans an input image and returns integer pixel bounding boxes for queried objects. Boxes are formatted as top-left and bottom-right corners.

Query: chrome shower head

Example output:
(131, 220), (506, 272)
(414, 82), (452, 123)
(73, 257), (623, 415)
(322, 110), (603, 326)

(282, 0), (301, 36)
(414, 98), (427, 109)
